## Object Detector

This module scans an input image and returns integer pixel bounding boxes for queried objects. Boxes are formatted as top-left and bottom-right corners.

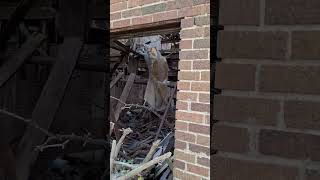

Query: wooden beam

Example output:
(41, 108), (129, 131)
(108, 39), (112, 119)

(112, 73), (136, 123)
(110, 19), (181, 39)
(110, 72), (124, 89)
(29, 55), (108, 72)
(0, 33), (45, 88)
(15, 38), (82, 180)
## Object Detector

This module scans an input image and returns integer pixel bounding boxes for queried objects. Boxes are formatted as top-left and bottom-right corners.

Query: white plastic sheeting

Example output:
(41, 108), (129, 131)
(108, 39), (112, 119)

(133, 36), (169, 111)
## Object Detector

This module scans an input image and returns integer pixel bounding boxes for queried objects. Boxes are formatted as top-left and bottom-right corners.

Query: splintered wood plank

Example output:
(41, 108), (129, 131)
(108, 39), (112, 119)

(113, 73), (136, 122)
(0, 34), (45, 88)
(110, 72), (124, 89)
(15, 38), (82, 180)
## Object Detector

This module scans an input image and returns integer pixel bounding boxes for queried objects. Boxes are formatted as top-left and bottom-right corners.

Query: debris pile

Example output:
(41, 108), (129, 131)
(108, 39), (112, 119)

(109, 34), (179, 179)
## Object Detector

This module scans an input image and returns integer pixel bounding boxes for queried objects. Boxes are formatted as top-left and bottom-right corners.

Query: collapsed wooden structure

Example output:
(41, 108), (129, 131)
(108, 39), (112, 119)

(109, 23), (181, 179)
(0, 0), (107, 179)
(0, 0), (181, 179)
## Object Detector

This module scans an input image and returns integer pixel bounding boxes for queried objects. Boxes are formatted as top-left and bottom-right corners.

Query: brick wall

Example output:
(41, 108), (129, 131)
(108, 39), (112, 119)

(110, 0), (210, 179)
(213, 0), (320, 179)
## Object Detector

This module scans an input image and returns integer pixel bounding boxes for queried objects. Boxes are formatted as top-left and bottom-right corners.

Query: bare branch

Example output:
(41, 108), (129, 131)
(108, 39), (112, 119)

(0, 108), (108, 149)
(110, 96), (162, 118)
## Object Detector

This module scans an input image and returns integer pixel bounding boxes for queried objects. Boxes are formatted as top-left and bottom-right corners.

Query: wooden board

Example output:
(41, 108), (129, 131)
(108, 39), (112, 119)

(15, 38), (82, 180)
(0, 33), (45, 88)
(112, 73), (136, 123)
(110, 19), (181, 40)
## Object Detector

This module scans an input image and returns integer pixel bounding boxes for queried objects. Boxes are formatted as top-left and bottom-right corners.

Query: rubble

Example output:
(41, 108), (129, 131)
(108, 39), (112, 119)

(108, 34), (179, 179)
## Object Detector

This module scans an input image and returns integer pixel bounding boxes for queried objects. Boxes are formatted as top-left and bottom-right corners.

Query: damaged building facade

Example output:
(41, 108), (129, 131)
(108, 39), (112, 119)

(110, 0), (210, 179)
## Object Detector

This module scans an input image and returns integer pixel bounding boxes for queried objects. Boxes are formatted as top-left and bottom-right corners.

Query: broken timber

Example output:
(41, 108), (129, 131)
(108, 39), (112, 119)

(29, 55), (108, 72)
(111, 73), (136, 140)
(0, 33), (45, 88)
(113, 73), (136, 123)
(15, 38), (82, 180)
(110, 72), (124, 89)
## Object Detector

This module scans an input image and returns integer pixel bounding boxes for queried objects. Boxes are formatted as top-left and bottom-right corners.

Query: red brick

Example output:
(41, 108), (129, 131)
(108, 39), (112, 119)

(198, 93), (210, 103)
(204, 27), (210, 37)
(132, 15), (153, 25)
(176, 111), (204, 123)
(128, 0), (141, 8)
(212, 124), (249, 153)
(177, 82), (190, 91)
(191, 82), (210, 91)
(197, 156), (210, 167)
(110, 12), (121, 20)
(218, 31), (288, 59)
(292, 31), (320, 59)
(177, 92), (198, 101)
(176, 101), (188, 111)
(212, 156), (299, 180)
(284, 100), (320, 131)
(179, 60), (192, 70)
(189, 143), (209, 155)
(176, 120), (188, 131)
(192, 0), (210, 6)
(113, 19), (131, 28)
(140, 0), (160, 5)
(266, 0), (320, 25)
(189, 123), (209, 135)
(178, 71), (200, 80)
(194, 15), (210, 26)
(215, 63), (256, 91)
(153, 10), (177, 22)
(259, 129), (320, 161)
(200, 71), (210, 81)
(111, 1), (127, 12)
(180, 50), (208, 59)
(181, 18), (194, 28)
(176, 131), (196, 143)
(111, 0), (126, 4)
(178, 7), (194, 17)
(174, 169), (202, 180)
(121, 8), (141, 18)
(196, 135), (209, 146)
(187, 164), (209, 177)
(175, 140), (187, 149)
(175, 150), (196, 163)
(193, 39), (210, 49)
(193, 60), (210, 70)
(191, 4), (210, 15)
(260, 65), (320, 94)
(167, 0), (194, 10)
(181, 28), (204, 38)
(180, 40), (193, 49)
(178, 4), (209, 17)
(213, 96), (280, 125)
(174, 159), (186, 170)
(191, 102), (210, 113)
(220, 0), (259, 25)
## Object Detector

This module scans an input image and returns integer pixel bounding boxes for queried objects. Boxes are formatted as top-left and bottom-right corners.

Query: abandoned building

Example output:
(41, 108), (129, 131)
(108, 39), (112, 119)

(0, 0), (108, 180)
(0, 0), (210, 179)
(110, 0), (210, 179)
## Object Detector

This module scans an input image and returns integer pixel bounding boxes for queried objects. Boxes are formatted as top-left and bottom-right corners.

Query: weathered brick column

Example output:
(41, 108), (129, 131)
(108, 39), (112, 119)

(213, 0), (320, 179)
(110, 0), (210, 179)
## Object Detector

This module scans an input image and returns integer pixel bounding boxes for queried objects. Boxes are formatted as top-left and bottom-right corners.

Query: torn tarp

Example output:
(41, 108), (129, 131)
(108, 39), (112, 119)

(134, 36), (169, 111)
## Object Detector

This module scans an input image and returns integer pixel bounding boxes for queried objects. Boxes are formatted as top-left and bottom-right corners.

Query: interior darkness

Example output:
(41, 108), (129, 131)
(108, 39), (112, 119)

(0, 0), (108, 179)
